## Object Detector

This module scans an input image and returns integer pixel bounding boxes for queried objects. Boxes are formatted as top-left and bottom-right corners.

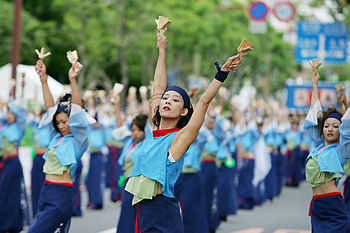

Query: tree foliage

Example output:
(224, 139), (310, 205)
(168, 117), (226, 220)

(1, 0), (298, 98)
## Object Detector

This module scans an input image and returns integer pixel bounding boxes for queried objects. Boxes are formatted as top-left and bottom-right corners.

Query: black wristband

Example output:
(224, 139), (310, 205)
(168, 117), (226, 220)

(214, 61), (229, 82)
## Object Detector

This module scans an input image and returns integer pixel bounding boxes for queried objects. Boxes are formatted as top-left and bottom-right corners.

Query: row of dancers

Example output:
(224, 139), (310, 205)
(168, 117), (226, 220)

(0, 33), (349, 233)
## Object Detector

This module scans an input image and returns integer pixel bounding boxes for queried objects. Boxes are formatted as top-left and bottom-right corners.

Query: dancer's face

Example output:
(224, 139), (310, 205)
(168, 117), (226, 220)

(6, 110), (16, 124)
(55, 112), (71, 136)
(131, 124), (145, 143)
(205, 116), (215, 130)
(159, 91), (188, 119)
(323, 118), (340, 145)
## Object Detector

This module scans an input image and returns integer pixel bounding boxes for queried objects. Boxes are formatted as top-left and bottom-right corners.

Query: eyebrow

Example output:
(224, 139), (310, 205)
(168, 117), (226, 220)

(164, 93), (181, 98)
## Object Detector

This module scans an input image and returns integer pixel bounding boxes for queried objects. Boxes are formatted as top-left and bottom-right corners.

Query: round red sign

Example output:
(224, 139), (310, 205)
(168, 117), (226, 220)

(272, 1), (295, 22)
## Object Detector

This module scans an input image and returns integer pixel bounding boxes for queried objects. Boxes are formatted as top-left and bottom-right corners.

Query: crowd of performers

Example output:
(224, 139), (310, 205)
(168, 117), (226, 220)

(0, 34), (350, 233)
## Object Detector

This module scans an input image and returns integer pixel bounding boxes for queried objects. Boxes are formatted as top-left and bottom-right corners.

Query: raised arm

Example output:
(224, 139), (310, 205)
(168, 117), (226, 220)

(35, 59), (55, 109)
(170, 55), (241, 161)
(68, 62), (83, 107)
(311, 68), (320, 108)
(150, 34), (168, 124)
(113, 92), (123, 128)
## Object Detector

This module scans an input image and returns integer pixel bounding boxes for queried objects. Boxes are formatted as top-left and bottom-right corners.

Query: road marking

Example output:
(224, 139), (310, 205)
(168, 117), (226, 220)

(232, 228), (264, 233)
(274, 230), (310, 233)
(98, 228), (116, 233)
(100, 227), (310, 233)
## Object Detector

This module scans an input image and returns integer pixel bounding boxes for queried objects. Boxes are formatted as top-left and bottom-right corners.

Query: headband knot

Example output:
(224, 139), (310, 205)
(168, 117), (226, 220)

(56, 101), (71, 115)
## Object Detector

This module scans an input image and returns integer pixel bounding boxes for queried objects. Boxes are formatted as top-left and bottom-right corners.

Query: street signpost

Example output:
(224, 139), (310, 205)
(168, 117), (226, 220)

(248, 1), (268, 21)
(248, 1), (268, 34)
(295, 21), (348, 64)
(272, 1), (295, 22)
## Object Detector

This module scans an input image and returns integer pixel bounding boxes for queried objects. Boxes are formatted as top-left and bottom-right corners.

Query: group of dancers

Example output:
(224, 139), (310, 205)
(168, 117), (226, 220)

(0, 32), (350, 233)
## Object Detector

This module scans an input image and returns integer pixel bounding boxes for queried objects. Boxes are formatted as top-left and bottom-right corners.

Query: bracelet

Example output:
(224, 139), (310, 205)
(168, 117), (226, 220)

(214, 61), (229, 82)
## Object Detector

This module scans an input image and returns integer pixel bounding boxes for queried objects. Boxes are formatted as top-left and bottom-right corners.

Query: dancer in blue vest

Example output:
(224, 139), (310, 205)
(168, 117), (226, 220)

(304, 66), (350, 233)
(28, 59), (93, 233)
(114, 91), (148, 233)
(264, 120), (279, 201)
(125, 33), (242, 233)
(86, 114), (107, 209)
(214, 116), (237, 221)
(199, 113), (221, 232)
(237, 121), (258, 209)
(285, 118), (303, 187)
(0, 98), (28, 233)
(31, 110), (51, 218)
(104, 112), (124, 203)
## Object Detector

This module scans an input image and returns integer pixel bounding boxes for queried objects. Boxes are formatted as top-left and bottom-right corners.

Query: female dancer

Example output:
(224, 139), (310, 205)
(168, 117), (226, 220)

(0, 97), (27, 232)
(304, 66), (350, 232)
(199, 113), (220, 232)
(125, 33), (242, 232)
(31, 110), (51, 217)
(86, 114), (107, 209)
(28, 59), (92, 233)
(115, 91), (148, 233)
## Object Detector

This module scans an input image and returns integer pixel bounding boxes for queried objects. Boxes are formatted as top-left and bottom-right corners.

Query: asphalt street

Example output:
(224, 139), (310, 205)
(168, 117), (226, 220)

(66, 181), (313, 233)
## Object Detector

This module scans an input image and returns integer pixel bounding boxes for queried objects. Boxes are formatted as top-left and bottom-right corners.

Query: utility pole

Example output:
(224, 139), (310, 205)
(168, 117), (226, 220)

(10, 0), (23, 98)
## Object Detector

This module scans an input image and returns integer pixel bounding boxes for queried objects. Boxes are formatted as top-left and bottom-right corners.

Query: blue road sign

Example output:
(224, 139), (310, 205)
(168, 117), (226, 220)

(248, 1), (268, 21)
(295, 21), (348, 64)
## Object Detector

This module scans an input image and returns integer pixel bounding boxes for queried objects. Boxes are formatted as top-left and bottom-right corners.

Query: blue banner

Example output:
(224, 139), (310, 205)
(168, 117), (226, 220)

(286, 82), (337, 109)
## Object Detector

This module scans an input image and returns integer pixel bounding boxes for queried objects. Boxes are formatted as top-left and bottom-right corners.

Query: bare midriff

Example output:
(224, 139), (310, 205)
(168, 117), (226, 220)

(157, 182), (162, 194)
(45, 171), (72, 184)
(312, 179), (338, 196)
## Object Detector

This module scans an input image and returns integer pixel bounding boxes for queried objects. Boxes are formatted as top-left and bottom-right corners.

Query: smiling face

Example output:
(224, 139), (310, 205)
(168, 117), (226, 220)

(55, 112), (71, 136)
(323, 117), (340, 145)
(159, 90), (188, 119)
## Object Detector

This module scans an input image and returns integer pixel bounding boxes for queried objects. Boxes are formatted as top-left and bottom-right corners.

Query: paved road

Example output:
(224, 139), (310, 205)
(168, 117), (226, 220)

(23, 181), (314, 233)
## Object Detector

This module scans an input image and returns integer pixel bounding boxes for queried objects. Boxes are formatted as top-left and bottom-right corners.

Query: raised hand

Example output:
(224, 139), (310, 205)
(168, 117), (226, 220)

(156, 34), (167, 49)
(68, 62), (81, 80)
(35, 59), (48, 82)
(221, 54), (242, 72)
(311, 69), (320, 87)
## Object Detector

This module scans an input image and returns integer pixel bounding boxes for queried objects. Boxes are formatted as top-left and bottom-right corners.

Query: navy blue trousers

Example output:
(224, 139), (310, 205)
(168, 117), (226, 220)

(275, 151), (285, 196)
(176, 172), (208, 233)
(86, 151), (105, 209)
(0, 156), (27, 232)
(344, 176), (350, 218)
(200, 161), (220, 231)
(28, 182), (73, 233)
(264, 152), (277, 201)
(116, 187), (137, 233)
(310, 192), (350, 233)
(72, 160), (83, 216)
(286, 148), (302, 186)
(31, 154), (45, 217)
(238, 159), (255, 209)
(217, 165), (236, 216)
(138, 195), (183, 233)
(106, 146), (123, 202)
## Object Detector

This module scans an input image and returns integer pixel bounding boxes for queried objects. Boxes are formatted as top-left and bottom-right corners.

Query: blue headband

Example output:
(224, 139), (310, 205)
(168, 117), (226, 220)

(325, 112), (342, 123)
(163, 86), (190, 109)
